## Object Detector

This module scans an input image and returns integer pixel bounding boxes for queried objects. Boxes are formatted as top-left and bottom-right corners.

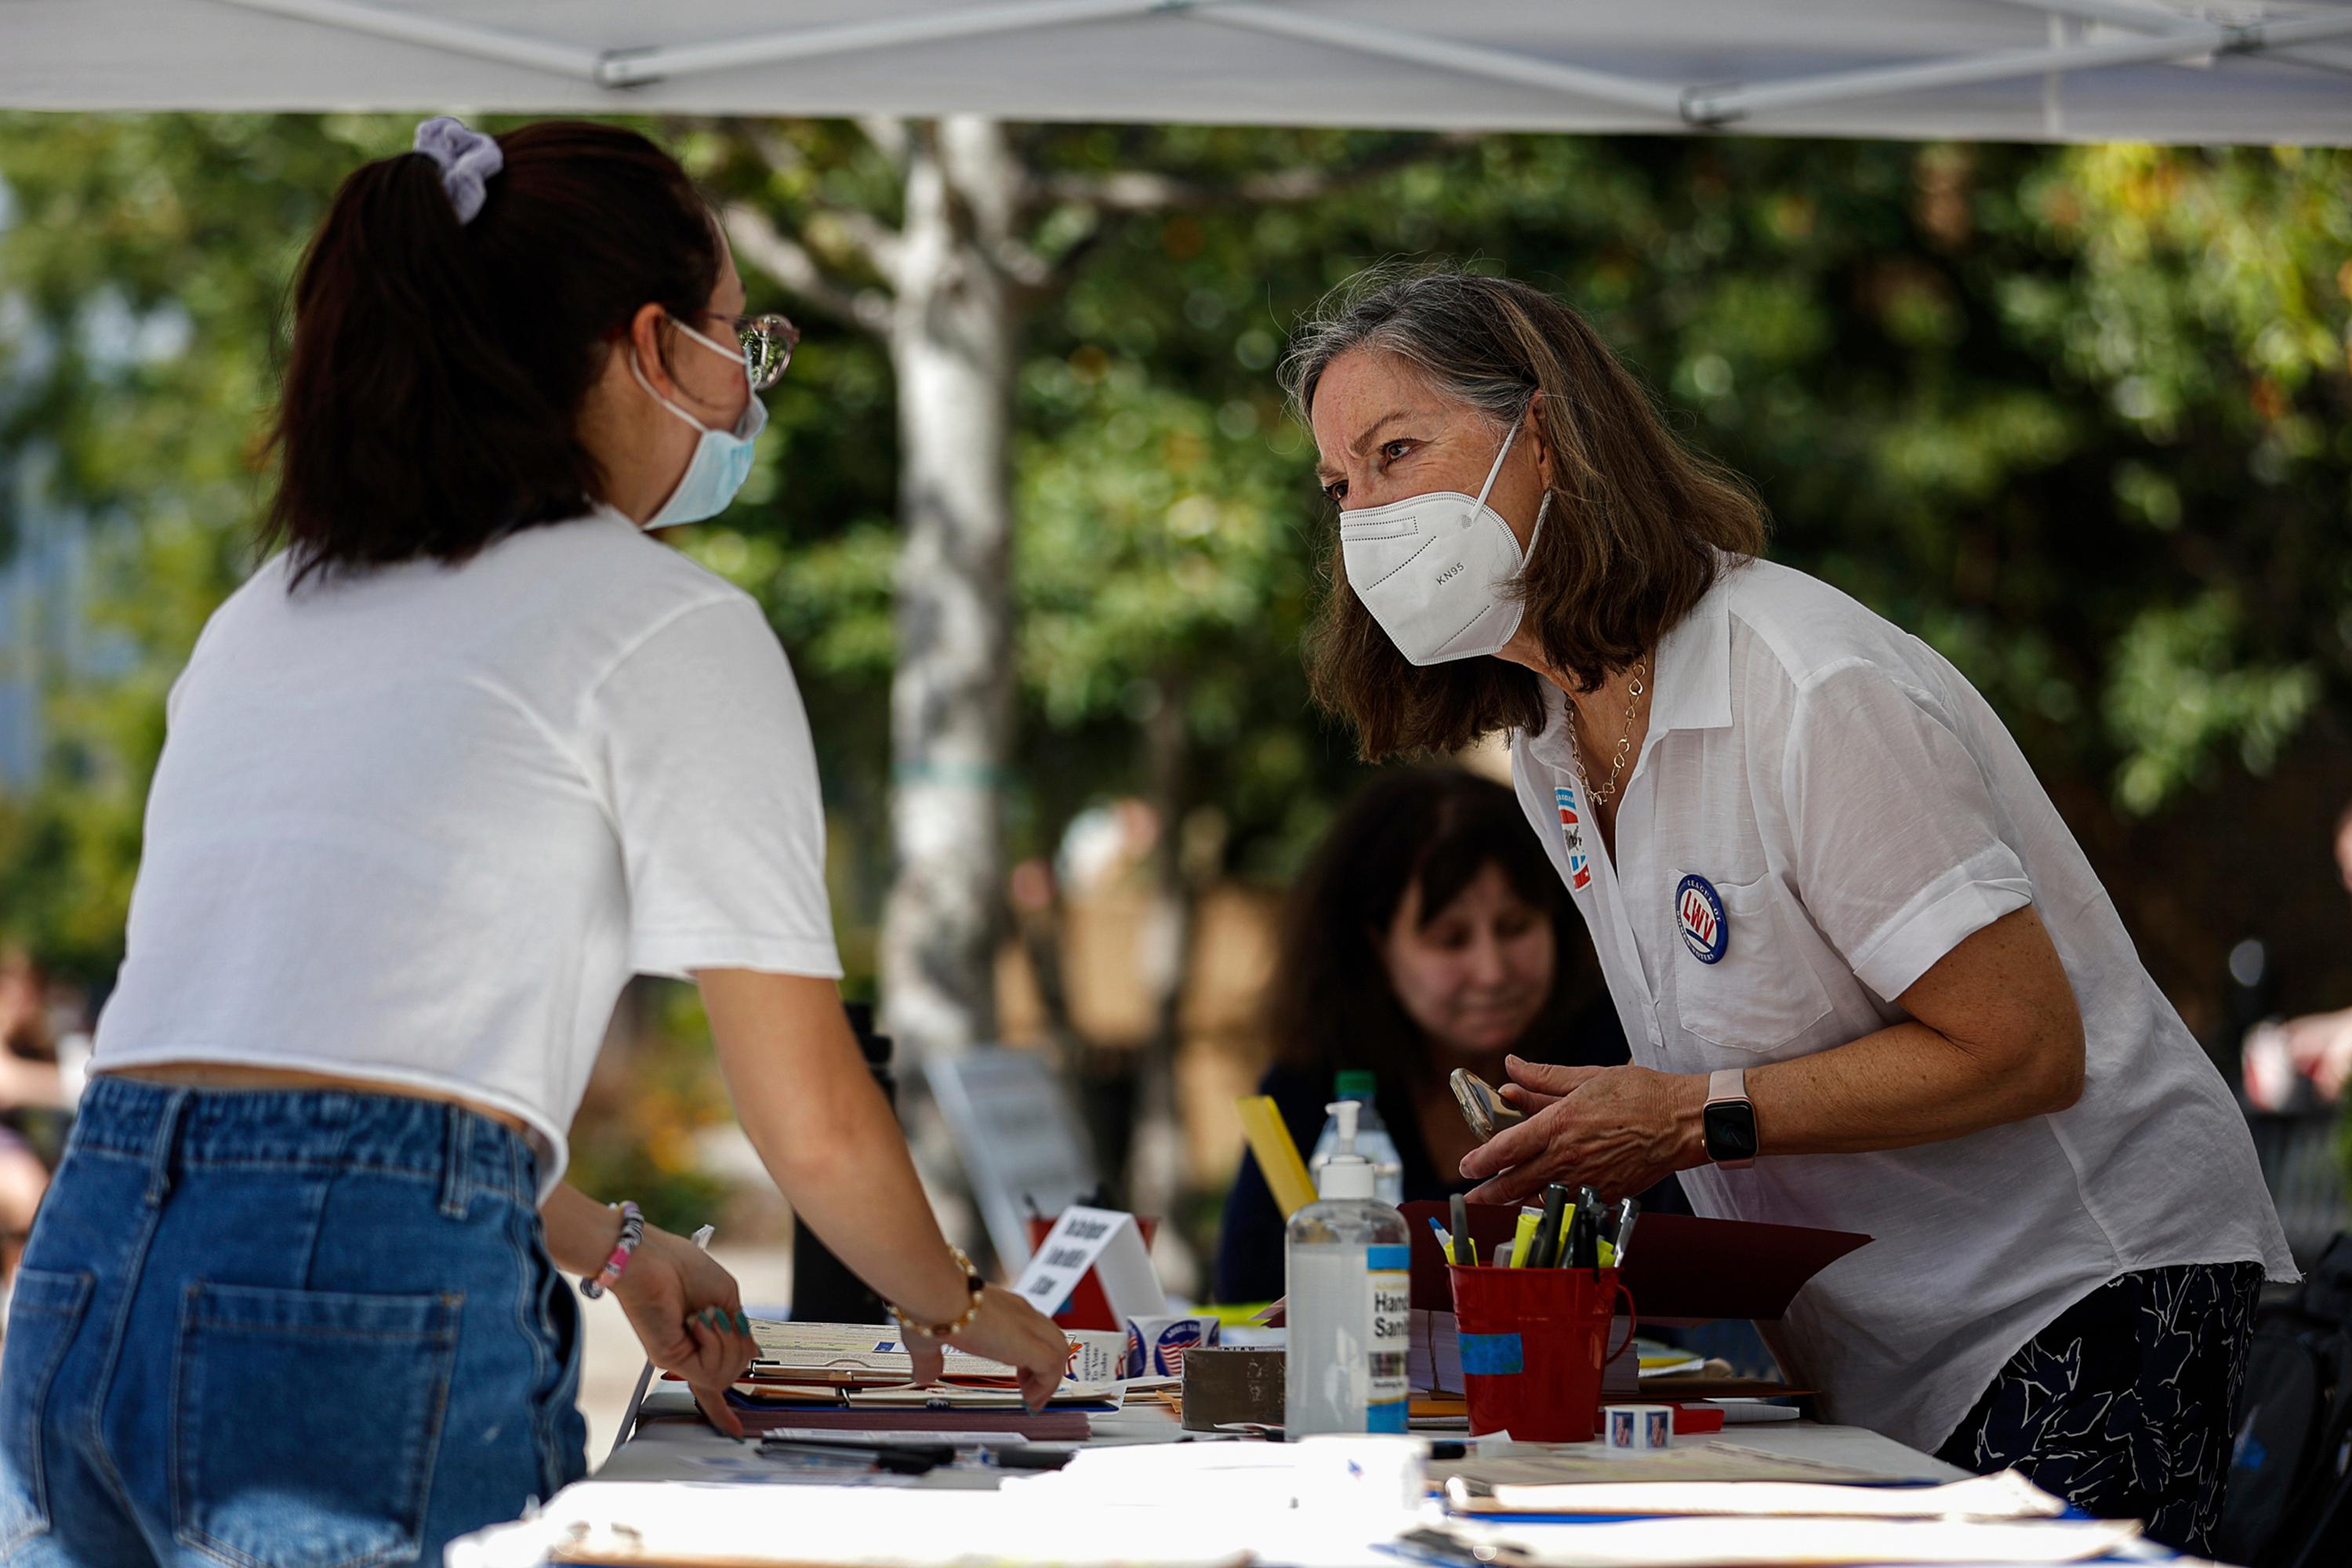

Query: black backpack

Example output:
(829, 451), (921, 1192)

(2217, 1235), (2352, 1567)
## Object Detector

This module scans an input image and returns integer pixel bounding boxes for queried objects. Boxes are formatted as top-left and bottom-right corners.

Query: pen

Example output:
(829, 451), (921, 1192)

(1527, 1185), (1569, 1270)
(758, 1436), (952, 1475)
(1571, 1186), (1603, 1272)
(1612, 1198), (1640, 1269)
(1428, 1215), (1456, 1265)
(1449, 1194), (1471, 1265)
(1394, 1527), (1497, 1568)
(985, 1445), (1076, 1472)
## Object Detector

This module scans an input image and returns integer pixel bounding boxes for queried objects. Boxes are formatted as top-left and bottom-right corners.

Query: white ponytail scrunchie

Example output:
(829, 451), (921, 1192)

(412, 116), (503, 226)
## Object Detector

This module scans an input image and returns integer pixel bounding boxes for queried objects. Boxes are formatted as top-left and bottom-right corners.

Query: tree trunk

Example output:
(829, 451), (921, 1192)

(880, 118), (1023, 1071)
(1125, 676), (1203, 1295)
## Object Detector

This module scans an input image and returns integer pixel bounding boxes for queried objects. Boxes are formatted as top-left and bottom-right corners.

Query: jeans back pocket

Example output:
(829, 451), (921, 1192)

(172, 1282), (460, 1568)
(0, 1267), (96, 1555)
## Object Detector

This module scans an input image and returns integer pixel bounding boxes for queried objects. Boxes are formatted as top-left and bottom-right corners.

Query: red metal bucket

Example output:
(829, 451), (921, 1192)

(1448, 1265), (1636, 1442)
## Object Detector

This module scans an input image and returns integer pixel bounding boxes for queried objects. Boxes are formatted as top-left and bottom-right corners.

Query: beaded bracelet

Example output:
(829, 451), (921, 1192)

(886, 1245), (986, 1341)
(579, 1200), (644, 1299)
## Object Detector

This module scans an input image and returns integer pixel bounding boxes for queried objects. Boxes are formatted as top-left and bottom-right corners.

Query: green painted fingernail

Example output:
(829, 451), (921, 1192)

(735, 1311), (750, 1334)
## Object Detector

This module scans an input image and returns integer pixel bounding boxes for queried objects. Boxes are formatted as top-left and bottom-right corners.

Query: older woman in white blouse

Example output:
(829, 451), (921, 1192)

(1285, 267), (2290, 1555)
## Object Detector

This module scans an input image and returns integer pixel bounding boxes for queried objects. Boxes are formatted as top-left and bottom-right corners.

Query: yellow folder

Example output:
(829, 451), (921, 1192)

(1236, 1094), (1319, 1218)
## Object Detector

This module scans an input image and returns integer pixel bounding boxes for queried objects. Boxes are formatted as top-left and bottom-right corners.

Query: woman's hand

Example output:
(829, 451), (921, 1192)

(1460, 1056), (1701, 1206)
(697, 971), (1076, 1413)
(2283, 1008), (2352, 1101)
(906, 1286), (1068, 1410)
(612, 1226), (761, 1438)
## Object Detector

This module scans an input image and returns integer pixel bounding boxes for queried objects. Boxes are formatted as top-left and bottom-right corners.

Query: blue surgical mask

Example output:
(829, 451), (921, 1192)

(630, 315), (768, 528)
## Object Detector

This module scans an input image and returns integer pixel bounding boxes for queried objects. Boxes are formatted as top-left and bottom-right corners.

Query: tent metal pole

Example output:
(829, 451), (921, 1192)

(1986, 0), (2352, 82)
(597, 0), (1216, 87)
(210, 0), (1223, 90)
(1198, 2), (1685, 119)
(206, 0), (603, 81)
(1684, 11), (2352, 125)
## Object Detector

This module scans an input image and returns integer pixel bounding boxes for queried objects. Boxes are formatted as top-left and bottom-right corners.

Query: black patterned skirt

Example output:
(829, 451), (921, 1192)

(1933, 1261), (2266, 1555)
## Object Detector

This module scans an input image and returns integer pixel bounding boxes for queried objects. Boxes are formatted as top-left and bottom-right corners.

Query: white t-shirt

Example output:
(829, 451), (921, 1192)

(93, 506), (842, 1195)
(1510, 556), (2293, 1454)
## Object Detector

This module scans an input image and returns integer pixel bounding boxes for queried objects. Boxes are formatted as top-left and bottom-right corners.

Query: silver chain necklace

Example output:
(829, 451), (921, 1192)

(1565, 659), (1648, 808)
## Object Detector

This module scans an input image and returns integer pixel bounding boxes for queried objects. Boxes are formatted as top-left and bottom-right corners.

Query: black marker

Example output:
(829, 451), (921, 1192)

(1572, 1185), (1605, 1271)
(1527, 1183), (1570, 1269)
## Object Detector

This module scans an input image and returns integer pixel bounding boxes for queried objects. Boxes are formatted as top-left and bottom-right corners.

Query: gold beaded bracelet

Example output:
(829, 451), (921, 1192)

(887, 1245), (986, 1341)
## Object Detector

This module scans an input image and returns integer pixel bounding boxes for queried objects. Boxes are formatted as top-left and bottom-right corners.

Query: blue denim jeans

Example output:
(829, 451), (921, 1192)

(0, 1076), (586, 1567)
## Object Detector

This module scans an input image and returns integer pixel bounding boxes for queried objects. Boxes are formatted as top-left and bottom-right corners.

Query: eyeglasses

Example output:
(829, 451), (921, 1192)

(706, 310), (801, 392)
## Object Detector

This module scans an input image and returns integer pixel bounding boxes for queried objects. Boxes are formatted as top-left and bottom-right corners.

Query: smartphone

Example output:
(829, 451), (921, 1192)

(1448, 1068), (1526, 1142)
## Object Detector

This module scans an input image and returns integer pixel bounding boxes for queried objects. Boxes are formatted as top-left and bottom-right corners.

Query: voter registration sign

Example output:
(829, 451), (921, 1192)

(1011, 1206), (1165, 1323)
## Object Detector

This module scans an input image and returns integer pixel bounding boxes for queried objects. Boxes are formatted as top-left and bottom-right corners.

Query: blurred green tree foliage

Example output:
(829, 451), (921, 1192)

(2, 117), (2347, 1007)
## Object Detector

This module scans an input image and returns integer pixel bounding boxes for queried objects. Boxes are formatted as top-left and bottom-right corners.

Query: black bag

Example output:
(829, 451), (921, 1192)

(2216, 1235), (2352, 1567)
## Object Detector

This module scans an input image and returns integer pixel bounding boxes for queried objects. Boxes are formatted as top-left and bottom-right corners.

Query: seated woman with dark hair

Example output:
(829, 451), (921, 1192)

(1214, 765), (1679, 1304)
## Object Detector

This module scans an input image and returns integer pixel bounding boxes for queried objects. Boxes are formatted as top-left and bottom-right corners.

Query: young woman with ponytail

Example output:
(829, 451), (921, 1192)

(0, 118), (1065, 1566)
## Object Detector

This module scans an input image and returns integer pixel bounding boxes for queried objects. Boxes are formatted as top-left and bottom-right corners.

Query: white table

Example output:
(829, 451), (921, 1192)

(597, 1392), (1968, 1486)
(447, 1391), (2007, 1566)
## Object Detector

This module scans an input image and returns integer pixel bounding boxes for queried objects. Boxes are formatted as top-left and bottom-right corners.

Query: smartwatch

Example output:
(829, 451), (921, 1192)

(1702, 1068), (1759, 1169)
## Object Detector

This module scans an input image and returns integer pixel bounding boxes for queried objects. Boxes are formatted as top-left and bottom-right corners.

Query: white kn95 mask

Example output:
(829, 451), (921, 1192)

(1338, 416), (1548, 666)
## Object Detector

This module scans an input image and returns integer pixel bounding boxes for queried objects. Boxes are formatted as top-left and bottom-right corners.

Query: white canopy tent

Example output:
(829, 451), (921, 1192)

(5, 0), (2351, 144)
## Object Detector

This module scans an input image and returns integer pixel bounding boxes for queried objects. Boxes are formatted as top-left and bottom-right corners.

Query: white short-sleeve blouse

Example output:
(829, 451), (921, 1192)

(1510, 556), (2293, 1454)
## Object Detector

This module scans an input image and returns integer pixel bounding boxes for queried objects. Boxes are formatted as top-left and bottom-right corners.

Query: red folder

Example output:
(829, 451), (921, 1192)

(1403, 1200), (1867, 1323)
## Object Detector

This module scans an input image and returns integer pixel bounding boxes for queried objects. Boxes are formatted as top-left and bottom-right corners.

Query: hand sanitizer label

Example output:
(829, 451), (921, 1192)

(1368, 1243), (1411, 1432)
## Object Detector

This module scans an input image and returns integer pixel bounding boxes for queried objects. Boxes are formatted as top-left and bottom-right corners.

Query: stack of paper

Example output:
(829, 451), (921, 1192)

(1449, 1467), (2069, 1519)
(1600, 1334), (1704, 1395)
(1436, 1442), (1898, 1494)
(719, 1321), (1126, 1441)
(1410, 1462), (2137, 1568)
(733, 1378), (1116, 1406)
(741, 1319), (1127, 1387)
(1400, 1514), (2140, 1566)
(733, 1404), (1096, 1440)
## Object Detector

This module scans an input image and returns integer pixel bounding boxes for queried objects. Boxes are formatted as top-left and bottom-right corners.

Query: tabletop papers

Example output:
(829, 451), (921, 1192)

(1435, 1440), (1904, 1491)
(742, 1319), (1127, 1385)
(1445, 1465), (2072, 1519)
(730, 1403), (1095, 1441)
(1398, 1514), (2140, 1568)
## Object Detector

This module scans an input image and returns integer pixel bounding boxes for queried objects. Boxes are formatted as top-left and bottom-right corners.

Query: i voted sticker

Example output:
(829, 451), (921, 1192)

(1675, 874), (1727, 964)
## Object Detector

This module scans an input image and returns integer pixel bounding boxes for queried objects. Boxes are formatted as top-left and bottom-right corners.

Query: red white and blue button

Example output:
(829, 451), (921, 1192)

(1676, 874), (1727, 964)
(1554, 786), (1591, 891)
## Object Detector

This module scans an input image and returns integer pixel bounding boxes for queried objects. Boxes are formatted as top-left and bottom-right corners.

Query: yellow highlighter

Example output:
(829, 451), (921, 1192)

(1508, 1205), (1541, 1269)
(1236, 1095), (1319, 1219)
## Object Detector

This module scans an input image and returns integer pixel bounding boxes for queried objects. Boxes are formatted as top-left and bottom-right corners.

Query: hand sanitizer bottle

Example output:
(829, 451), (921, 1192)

(1310, 1071), (1406, 1207)
(1285, 1099), (1411, 1436)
